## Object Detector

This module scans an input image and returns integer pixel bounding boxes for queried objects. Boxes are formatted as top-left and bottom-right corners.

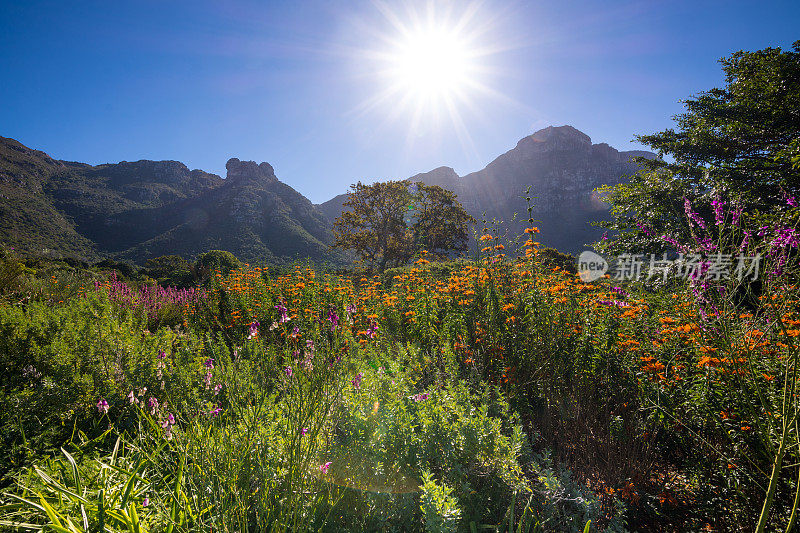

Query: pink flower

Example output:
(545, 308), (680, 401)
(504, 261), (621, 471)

(351, 372), (363, 389)
(148, 397), (159, 415)
(285, 366), (293, 379)
(275, 304), (289, 324)
(127, 390), (136, 404)
(142, 497), (149, 507)
(412, 393), (430, 402)
(367, 321), (379, 339)
(96, 398), (109, 414)
(248, 320), (260, 339)
(301, 428), (309, 436)
(319, 461), (332, 474)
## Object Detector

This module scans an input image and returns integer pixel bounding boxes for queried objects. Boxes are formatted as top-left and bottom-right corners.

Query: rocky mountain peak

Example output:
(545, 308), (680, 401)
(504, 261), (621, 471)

(225, 158), (277, 183)
(409, 166), (459, 187)
(515, 125), (592, 155)
(104, 160), (191, 186)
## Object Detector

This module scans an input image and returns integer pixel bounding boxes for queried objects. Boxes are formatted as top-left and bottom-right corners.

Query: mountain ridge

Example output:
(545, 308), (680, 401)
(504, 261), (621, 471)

(0, 136), (338, 264)
(1, 125), (654, 264)
(319, 125), (655, 253)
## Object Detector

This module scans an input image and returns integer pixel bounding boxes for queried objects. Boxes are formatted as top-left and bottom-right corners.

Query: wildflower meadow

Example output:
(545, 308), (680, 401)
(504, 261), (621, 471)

(1, 195), (800, 532)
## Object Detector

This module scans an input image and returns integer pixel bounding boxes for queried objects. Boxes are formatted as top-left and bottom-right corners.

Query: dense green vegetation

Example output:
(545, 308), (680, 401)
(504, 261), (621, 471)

(1, 184), (800, 531)
(598, 40), (800, 257)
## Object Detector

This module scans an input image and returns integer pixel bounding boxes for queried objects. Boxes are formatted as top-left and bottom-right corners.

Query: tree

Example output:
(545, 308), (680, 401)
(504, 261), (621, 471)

(144, 255), (193, 288)
(598, 41), (800, 255)
(333, 180), (474, 270)
(411, 184), (475, 257)
(194, 250), (241, 284)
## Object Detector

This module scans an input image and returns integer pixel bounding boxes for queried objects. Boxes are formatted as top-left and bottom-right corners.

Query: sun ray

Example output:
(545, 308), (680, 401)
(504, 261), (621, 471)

(341, 0), (526, 156)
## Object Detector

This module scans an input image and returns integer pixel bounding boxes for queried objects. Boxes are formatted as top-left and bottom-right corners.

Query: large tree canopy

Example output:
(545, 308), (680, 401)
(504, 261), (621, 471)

(599, 41), (800, 255)
(333, 180), (474, 270)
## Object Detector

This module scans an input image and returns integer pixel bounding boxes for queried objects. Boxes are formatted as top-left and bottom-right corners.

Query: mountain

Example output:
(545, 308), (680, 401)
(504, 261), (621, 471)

(318, 125), (656, 254)
(0, 136), (337, 264)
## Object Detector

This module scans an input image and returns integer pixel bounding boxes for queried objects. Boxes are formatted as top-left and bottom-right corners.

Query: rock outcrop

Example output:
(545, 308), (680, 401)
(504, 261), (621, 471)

(225, 158), (277, 183)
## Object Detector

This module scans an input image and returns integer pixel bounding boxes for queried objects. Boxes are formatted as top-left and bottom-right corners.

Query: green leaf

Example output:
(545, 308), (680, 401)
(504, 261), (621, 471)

(60, 447), (82, 495)
(37, 493), (64, 527)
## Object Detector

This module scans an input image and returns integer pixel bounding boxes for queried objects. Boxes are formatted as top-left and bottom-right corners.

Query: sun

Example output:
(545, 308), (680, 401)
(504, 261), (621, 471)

(387, 24), (475, 105)
(346, 1), (517, 154)
(349, 1), (510, 140)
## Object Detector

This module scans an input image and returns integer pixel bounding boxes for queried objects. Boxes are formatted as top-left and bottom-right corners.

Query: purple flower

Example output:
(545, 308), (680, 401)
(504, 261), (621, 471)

(274, 304), (289, 324)
(306, 339), (315, 352)
(204, 357), (214, 369)
(158, 350), (167, 360)
(285, 366), (293, 379)
(161, 412), (175, 429)
(327, 309), (339, 331)
(208, 405), (222, 416)
(142, 497), (149, 507)
(248, 320), (260, 339)
(214, 383), (223, 395)
(683, 198), (707, 231)
(698, 236), (717, 253)
(148, 397), (159, 415)
(731, 205), (743, 226)
(367, 321), (379, 339)
(351, 372), (363, 389)
(302, 351), (314, 371)
(346, 303), (357, 316)
(411, 393), (430, 402)
(204, 371), (212, 389)
(319, 461), (332, 474)
(96, 398), (109, 414)
(711, 197), (725, 225)
(597, 300), (630, 307)
(662, 234), (679, 248)
(127, 390), (136, 404)
(300, 428), (309, 436)
(636, 221), (653, 237)
(772, 227), (799, 249)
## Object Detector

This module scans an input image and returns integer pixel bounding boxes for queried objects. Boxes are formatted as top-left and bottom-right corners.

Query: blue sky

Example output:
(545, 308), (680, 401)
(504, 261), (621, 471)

(1, 0), (797, 203)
